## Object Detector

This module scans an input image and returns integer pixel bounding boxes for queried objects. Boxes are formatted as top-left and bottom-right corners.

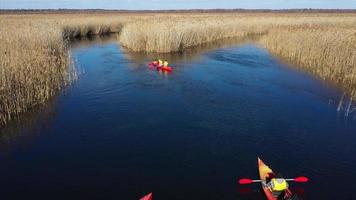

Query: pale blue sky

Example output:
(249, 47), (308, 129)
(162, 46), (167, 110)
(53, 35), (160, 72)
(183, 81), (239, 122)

(1, 0), (356, 9)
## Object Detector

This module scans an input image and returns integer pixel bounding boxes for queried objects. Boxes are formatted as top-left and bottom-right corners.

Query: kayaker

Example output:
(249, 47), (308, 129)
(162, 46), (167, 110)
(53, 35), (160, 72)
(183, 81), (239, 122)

(268, 178), (289, 199)
(158, 59), (163, 67)
(163, 61), (169, 69)
(270, 178), (288, 191)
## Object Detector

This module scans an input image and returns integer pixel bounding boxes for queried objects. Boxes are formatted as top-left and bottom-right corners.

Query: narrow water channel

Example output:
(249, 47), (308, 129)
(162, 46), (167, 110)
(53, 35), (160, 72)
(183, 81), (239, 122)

(1, 38), (356, 200)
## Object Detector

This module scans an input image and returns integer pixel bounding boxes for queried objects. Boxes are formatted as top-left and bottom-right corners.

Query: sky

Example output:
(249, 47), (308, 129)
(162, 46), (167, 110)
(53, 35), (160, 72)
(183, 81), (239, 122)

(1, 0), (356, 10)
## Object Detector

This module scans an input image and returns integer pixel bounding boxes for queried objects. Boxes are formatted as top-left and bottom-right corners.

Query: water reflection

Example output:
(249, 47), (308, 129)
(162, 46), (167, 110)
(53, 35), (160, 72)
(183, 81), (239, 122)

(238, 186), (306, 200)
(336, 93), (356, 119)
(122, 36), (262, 64)
(70, 35), (263, 76)
(68, 34), (119, 49)
(0, 96), (59, 156)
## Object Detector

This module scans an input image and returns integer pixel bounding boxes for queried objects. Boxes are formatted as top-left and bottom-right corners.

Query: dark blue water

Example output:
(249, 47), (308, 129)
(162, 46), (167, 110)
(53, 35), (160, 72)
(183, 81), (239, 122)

(1, 39), (356, 200)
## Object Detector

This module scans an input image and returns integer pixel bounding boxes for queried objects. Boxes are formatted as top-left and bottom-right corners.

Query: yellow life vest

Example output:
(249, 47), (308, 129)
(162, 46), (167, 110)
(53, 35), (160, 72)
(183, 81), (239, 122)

(163, 61), (169, 67)
(158, 60), (163, 66)
(271, 178), (288, 191)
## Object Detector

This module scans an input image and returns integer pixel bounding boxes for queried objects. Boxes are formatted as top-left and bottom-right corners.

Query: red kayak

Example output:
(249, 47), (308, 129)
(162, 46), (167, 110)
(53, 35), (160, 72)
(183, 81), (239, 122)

(140, 193), (152, 200)
(148, 62), (173, 72)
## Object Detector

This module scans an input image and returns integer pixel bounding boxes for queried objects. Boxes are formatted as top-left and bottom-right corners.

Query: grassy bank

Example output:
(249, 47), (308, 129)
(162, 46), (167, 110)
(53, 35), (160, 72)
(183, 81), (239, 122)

(0, 14), (129, 125)
(1, 17), (69, 125)
(1, 13), (356, 126)
(119, 16), (268, 52)
(259, 27), (356, 97)
(118, 13), (356, 53)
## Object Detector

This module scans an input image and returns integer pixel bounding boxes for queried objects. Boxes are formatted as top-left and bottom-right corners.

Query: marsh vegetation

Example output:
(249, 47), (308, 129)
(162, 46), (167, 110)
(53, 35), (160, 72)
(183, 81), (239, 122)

(1, 12), (355, 125)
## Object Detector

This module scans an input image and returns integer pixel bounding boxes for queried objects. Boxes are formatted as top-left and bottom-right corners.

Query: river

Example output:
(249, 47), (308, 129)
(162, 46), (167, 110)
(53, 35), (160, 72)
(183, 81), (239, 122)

(1, 37), (356, 200)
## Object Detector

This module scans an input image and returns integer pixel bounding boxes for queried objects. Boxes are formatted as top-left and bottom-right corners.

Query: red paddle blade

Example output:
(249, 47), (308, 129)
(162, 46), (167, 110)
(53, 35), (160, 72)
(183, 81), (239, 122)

(239, 178), (253, 184)
(140, 193), (153, 200)
(294, 176), (309, 183)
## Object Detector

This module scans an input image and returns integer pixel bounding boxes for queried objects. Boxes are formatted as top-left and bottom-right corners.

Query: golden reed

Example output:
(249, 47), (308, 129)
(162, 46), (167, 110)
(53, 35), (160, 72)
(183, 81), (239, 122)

(1, 13), (355, 125)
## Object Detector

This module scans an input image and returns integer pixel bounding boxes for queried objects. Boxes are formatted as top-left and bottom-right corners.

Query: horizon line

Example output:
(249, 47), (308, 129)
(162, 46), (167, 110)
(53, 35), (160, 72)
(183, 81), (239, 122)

(2, 8), (356, 11)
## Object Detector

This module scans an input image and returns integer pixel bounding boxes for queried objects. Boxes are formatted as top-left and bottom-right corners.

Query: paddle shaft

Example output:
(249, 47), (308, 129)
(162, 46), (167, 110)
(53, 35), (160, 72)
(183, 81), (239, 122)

(248, 179), (297, 182)
(239, 176), (308, 184)
(251, 180), (263, 183)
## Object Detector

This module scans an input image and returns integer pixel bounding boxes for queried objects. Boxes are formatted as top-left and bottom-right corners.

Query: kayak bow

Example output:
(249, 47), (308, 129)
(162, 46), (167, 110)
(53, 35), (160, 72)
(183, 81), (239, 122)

(140, 193), (152, 200)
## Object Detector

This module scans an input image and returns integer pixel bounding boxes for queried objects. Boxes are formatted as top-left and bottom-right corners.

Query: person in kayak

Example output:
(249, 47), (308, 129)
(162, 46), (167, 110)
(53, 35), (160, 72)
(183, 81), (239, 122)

(163, 61), (169, 69)
(152, 60), (158, 65)
(158, 59), (163, 67)
(268, 177), (289, 199)
(270, 178), (288, 191)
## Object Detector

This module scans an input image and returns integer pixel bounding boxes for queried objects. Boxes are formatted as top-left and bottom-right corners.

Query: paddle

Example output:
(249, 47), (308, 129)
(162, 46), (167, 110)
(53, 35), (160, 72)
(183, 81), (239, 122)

(239, 176), (309, 185)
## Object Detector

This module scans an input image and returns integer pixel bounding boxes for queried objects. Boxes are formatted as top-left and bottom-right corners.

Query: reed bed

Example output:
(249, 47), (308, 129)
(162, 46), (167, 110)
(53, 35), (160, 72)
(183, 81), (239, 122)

(1, 13), (356, 126)
(260, 26), (356, 97)
(61, 16), (127, 40)
(1, 18), (70, 125)
(118, 14), (356, 53)
(0, 14), (130, 126)
(119, 16), (267, 52)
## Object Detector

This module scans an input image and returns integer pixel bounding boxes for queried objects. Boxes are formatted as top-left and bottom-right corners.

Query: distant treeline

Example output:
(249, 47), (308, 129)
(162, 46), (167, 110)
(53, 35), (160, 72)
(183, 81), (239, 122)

(1, 8), (356, 14)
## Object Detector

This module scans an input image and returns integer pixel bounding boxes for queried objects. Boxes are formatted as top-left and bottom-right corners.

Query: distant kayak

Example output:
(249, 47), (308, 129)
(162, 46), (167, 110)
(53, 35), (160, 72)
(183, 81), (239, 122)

(148, 62), (173, 72)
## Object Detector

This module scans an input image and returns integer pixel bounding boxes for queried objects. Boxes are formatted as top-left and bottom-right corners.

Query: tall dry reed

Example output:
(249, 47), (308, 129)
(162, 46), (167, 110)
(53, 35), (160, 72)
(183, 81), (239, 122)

(118, 13), (356, 53)
(1, 13), (356, 126)
(259, 27), (356, 97)
(119, 16), (268, 52)
(0, 14), (129, 126)
(0, 18), (71, 125)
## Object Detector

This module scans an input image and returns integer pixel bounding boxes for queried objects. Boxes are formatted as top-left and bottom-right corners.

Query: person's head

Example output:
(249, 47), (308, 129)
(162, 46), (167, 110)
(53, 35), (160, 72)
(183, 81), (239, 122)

(267, 172), (276, 178)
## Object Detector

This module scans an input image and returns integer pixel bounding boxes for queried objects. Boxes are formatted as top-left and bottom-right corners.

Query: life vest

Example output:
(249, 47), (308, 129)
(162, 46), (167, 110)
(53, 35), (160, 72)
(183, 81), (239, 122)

(158, 60), (163, 66)
(271, 178), (288, 191)
(163, 61), (169, 67)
